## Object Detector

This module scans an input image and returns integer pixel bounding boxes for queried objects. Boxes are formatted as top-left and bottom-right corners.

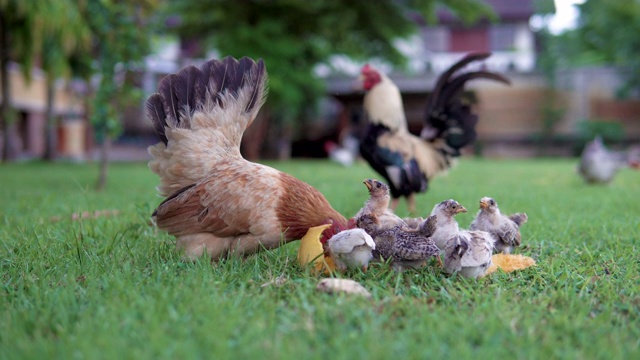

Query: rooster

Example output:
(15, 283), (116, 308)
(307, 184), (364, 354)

(358, 52), (510, 213)
(147, 56), (348, 261)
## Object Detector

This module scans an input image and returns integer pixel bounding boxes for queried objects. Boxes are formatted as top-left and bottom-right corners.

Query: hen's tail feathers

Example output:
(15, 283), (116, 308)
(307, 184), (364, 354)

(423, 52), (510, 154)
(147, 56), (267, 196)
(147, 56), (267, 144)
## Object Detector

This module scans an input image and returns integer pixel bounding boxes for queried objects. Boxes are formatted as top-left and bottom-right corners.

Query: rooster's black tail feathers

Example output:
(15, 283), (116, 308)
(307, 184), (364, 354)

(423, 52), (510, 152)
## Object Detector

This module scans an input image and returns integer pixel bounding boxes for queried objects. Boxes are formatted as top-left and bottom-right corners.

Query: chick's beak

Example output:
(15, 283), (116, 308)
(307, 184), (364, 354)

(363, 179), (373, 191)
(456, 206), (468, 214)
(479, 200), (488, 209)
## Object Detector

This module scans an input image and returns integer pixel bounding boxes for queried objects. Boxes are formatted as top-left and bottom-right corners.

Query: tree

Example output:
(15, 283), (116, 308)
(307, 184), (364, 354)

(0, 0), (41, 162)
(79, 0), (158, 190)
(40, 1), (91, 161)
(0, 0), (90, 162)
(166, 0), (495, 158)
(558, 0), (640, 98)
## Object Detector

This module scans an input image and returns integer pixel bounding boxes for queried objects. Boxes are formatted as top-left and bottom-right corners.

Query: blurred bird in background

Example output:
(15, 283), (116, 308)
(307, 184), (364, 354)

(357, 52), (510, 213)
(578, 136), (640, 184)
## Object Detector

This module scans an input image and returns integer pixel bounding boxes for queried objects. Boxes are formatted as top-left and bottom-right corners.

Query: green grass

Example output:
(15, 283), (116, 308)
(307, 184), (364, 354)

(1, 158), (639, 359)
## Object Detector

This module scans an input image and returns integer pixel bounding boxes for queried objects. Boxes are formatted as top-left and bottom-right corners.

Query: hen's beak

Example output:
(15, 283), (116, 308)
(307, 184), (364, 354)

(479, 200), (488, 209)
(363, 179), (374, 191)
(456, 206), (468, 214)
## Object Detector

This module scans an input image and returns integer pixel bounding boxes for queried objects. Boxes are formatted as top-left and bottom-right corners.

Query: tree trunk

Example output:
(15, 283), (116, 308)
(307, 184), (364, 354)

(43, 76), (57, 161)
(95, 134), (110, 191)
(0, 10), (18, 162)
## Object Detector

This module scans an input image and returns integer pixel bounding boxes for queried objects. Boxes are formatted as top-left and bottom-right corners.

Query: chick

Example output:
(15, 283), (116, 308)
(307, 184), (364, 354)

(325, 228), (375, 272)
(431, 200), (496, 278)
(429, 199), (468, 251)
(354, 179), (406, 232)
(578, 136), (640, 184)
(470, 197), (528, 254)
(358, 214), (439, 270)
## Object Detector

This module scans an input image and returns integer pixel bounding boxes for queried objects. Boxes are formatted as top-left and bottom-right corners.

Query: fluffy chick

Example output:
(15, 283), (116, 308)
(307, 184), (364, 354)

(325, 228), (375, 272)
(429, 199), (468, 250)
(470, 197), (528, 254)
(358, 214), (439, 270)
(431, 200), (496, 278)
(354, 179), (406, 232)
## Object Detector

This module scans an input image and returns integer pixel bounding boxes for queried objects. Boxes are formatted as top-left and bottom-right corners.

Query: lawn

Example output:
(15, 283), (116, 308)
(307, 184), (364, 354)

(1, 158), (639, 359)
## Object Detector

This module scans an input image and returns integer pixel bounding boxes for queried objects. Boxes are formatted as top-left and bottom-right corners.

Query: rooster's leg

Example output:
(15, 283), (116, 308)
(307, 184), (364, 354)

(407, 194), (416, 215)
(390, 197), (400, 211)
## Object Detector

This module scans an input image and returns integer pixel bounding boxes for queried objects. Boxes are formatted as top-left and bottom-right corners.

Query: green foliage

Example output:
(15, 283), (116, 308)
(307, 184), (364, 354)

(82, 0), (158, 140)
(166, 0), (494, 122)
(1, 159), (640, 358)
(574, 119), (626, 155)
(555, 0), (640, 98)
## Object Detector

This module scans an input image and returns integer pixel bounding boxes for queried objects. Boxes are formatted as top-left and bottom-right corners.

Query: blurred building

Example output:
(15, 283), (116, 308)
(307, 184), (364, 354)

(0, 63), (86, 160)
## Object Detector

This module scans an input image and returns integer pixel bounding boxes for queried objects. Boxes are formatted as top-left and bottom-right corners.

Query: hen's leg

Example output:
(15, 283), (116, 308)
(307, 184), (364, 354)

(176, 233), (231, 261)
(228, 232), (287, 256)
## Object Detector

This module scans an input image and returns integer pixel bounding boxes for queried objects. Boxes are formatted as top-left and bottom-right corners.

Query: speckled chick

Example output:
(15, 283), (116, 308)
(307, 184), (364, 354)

(358, 214), (439, 270)
(470, 197), (528, 254)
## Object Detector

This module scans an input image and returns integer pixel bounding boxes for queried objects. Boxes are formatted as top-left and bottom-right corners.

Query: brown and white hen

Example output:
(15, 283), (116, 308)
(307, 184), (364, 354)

(147, 57), (347, 260)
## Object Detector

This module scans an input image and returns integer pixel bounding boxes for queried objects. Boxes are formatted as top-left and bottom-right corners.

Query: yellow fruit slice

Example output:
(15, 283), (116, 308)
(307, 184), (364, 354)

(297, 224), (336, 274)
(484, 253), (536, 276)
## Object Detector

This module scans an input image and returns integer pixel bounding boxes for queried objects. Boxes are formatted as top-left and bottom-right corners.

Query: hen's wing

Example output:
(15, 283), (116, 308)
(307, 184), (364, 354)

(153, 162), (282, 237)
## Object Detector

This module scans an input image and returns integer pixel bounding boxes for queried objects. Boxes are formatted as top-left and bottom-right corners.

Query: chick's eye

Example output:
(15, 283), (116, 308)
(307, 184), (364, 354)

(490, 200), (495, 205)
(376, 183), (381, 188)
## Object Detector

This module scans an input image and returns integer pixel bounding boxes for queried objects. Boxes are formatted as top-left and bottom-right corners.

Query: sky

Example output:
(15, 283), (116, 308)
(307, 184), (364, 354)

(531, 0), (586, 34)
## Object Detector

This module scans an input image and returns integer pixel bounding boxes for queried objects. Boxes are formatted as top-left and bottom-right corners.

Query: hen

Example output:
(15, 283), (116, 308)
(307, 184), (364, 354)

(430, 199), (495, 278)
(359, 53), (510, 213)
(147, 56), (347, 260)
(578, 136), (640, 184)
(470, 197), (527, 254)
